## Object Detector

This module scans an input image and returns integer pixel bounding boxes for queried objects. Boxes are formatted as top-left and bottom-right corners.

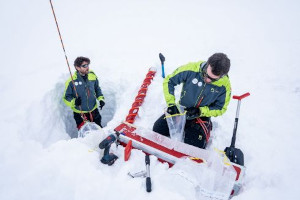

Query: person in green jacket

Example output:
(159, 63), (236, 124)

(63, 56), (105, 129)
(153, 53), (231, 149)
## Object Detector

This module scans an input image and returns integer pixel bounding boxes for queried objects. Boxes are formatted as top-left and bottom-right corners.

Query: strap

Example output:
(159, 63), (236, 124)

(195, 118), (210, 142)
(89, 111), (93, 122)
(164, 111), (187, 119)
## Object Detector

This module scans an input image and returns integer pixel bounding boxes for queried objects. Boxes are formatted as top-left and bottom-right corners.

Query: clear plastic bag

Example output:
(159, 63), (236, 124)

(78, 122), (101, 138)
(164, 104), (186, 142)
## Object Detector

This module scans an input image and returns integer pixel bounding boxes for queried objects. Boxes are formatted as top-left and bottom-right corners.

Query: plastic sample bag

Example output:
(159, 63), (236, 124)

(78, 122), (101, 138)
(164, 104), (186, 142)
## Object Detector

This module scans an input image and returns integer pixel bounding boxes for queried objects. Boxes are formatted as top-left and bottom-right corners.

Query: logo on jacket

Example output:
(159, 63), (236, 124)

(211, 88), (219, 93)
(74, 81), (83, 86)
(192, 78), (198, 84)
(192, 78), (202, 87)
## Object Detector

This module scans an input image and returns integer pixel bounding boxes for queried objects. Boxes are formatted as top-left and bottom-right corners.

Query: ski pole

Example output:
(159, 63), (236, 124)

(145, 154), (152, 192)
(159, 53), (165, 78)
(224, 92), (250, 166)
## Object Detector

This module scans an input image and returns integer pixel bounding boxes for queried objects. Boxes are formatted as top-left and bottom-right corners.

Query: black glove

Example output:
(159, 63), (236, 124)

(75, 97), (81, 106)
(167, 105), (180, 115)
(99, 100), (105, 109)
(185, 107), (201, 120)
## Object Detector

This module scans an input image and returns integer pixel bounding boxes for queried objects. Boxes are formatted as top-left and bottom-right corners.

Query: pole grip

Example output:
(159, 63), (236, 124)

(145, 154), (151, 192)
(159, 53), (165, 78)
(146, 177), (152, 192)
(159, 53), (165, 63)
(233, 92), (250, 100)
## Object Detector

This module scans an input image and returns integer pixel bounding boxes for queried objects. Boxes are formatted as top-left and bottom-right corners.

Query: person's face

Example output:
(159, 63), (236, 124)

(203, 65), (221, 84)
(76, 61), (89, 75)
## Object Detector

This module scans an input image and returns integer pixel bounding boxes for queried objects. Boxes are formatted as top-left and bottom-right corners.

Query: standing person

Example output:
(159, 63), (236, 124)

(153, 53), (231, 149)
(63, 56), (105, 129)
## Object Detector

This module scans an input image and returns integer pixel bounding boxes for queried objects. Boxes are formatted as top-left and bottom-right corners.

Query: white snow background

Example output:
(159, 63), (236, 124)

(0, 0), (300, 199)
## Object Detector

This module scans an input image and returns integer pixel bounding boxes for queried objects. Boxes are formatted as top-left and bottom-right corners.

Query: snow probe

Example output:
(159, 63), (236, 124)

(224, 92), (250, 166)
(159, 53), (165, 78)
(49, 0), (86, 121)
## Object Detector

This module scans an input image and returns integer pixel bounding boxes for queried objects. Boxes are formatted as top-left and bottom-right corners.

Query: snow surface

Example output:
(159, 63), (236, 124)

(1, 0), (300, 199)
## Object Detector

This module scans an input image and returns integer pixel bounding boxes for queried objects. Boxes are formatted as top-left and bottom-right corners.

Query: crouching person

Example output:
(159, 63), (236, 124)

(153, 53), (231, 149)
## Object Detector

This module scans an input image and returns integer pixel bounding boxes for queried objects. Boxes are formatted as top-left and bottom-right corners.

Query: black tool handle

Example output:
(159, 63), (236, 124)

(99, 134), (116, 149)
(145, 155), (151, 192)
(146, 177), (152, 192)
(159, 53), (165, 64)
(145, 154), (150, 165)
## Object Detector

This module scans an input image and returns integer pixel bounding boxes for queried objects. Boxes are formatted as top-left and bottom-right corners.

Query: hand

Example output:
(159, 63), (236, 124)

(75, 97), (81, 106)
(167, 105), (179, 115)
(99, 100), (105, 109)
(185, 107), (201, 119)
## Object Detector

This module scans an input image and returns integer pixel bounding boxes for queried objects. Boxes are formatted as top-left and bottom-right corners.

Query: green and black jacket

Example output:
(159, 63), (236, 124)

(63, 71), (104, 113)
(163, 61), (231, 117)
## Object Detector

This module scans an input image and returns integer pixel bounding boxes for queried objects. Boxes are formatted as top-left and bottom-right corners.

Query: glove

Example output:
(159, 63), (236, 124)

(75, 97), (81, 106)
(166, 105), (180, 115)
(99, 100), (105, 109)
(185, 107), (201, 120)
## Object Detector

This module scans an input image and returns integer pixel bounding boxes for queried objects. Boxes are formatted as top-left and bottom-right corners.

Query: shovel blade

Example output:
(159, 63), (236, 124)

(224, 147), (244, 166)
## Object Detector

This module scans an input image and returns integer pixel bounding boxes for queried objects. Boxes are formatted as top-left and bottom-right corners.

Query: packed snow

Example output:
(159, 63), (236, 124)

(1, 0), (300, 199)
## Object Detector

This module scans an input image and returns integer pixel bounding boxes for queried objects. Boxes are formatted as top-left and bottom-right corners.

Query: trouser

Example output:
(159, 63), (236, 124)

(153, 114), (212, 149)
(73, 108), (102, 129)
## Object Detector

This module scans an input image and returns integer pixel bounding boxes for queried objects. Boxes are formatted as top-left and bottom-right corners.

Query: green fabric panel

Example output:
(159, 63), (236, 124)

(88, 71), (97, 81)
(97, 96), (105, 101)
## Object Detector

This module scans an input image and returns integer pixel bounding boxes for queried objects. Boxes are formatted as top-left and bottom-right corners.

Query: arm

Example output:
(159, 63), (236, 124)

(95, 78), (104, 102)
(63, 80), (76, 108)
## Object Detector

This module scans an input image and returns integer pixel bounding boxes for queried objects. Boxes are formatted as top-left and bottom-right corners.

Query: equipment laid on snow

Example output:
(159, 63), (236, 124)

(114, 122), (244, 199)
(99, 134), (118, 165)
(96, 68), (246, 199)
(225, 92), (250, 166)
(125, 68), (156, 124)
(128, 171), (146, 178)
(145, 154), (152, 192)
(127, 154), (152, 193)
(159, 53), (165, 78)
(99, 68), (157, 166)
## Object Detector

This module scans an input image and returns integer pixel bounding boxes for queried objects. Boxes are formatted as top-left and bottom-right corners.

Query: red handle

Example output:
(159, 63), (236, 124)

(233, 92), (250, 100)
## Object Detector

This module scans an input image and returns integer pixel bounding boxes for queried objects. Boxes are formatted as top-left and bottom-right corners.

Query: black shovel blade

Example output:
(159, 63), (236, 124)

(224, 146), (244, 166)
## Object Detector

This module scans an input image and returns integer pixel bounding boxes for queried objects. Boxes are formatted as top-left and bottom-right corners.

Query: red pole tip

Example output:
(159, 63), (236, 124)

(233, 92), (250, 100)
